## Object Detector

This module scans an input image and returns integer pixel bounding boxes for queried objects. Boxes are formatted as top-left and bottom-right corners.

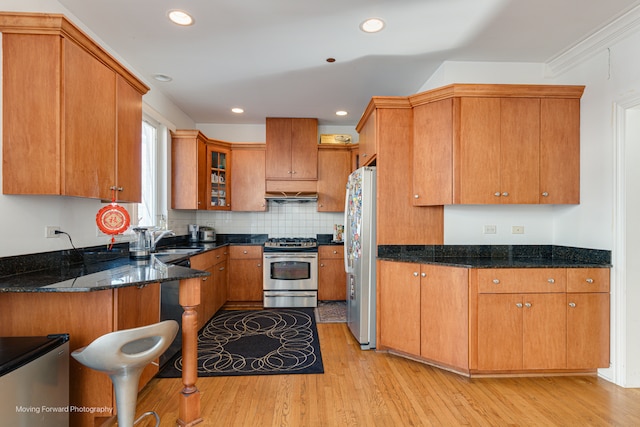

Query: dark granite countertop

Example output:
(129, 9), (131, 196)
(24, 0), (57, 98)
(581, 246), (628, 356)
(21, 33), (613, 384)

(0, 233), (269, 293)
(377, 245), (612, 268)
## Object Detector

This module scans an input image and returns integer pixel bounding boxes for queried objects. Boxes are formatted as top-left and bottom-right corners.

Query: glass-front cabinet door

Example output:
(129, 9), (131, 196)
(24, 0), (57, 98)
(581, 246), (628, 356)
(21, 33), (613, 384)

(207, 144), (231, 210)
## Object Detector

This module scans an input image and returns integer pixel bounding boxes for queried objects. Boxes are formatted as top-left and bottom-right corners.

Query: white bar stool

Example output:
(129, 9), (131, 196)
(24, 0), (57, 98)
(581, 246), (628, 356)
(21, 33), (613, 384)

(71, 320), (179, 427)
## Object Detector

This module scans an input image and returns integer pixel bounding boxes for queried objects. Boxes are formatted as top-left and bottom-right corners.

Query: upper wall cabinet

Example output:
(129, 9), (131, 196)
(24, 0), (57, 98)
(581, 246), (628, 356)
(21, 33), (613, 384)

(231, 144), (267, 212)
(265, 117), (318, 181)
(317, 145), (351, 212)
(411, 84), (584, 206)
(0, 13), (149, 202)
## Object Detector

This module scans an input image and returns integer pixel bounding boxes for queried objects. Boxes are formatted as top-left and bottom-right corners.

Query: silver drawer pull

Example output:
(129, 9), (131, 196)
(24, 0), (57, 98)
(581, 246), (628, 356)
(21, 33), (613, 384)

(516, 303), (523, 308)
(568, 302), (576, 308)
(413, 272), (419, 277)
(541, 192), (549, 197)
(547, 278), (555, 284)
(586, 278), (594, 284)
(524, 302), (532, 308)
(492, 279), (500, 284)
(421, 272), (426, 277)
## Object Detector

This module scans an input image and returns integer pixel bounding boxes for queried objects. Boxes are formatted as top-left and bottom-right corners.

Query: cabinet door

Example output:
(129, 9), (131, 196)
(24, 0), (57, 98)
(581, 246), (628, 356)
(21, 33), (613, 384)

(208, 145), (231, 210)
(358, 109), (377, 165)
(567, 293), (610, 369)
(231, 147), (266, 211)
(500, 98), (540, 204)
(378, 261), (420, 355)
(317, 148), (350, 212)
(420, 266), (468, 369)
(228, 259), (263, 301)
(291, 118), (318, 179)
(457, 98), (501, 204)
(413, 99), (453, 205)
(115, 76), (142, 202)
(265, 118), (293, 179)
(171, 131), (208, 209)
(63, 39), (117, 199)
(540, 98), (580, 204)
(318, 246), (346, 301)
(477, 293), (523, 370)
(522, 293), (566, 369)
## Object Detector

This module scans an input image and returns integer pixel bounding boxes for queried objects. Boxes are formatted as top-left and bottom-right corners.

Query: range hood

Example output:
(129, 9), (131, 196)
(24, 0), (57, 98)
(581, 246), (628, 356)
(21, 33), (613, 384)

(264, 191), (318, 203)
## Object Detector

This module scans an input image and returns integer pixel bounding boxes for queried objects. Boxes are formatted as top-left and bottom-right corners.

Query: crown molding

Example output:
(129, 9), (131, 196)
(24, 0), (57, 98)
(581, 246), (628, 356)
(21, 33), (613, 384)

(545, 4), (640, 77)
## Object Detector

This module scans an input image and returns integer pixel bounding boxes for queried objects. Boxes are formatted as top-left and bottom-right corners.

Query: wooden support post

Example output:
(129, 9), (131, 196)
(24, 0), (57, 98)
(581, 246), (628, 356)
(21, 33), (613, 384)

(177, 277), (203, 426)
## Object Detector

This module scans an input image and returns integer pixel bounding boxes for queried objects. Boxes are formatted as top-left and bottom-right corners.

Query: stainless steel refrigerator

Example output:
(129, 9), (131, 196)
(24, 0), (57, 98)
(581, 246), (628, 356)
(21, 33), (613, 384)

(344, 166), (376, 349)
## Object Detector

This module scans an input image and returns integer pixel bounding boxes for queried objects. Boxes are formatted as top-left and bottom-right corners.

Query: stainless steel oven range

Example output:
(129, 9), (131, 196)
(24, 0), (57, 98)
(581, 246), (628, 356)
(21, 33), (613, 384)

(263, 237), (318, 308)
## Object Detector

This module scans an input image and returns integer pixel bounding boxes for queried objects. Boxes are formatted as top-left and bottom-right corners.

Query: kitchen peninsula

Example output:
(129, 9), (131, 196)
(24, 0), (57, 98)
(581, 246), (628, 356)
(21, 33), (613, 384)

(0, 244), (214, 427)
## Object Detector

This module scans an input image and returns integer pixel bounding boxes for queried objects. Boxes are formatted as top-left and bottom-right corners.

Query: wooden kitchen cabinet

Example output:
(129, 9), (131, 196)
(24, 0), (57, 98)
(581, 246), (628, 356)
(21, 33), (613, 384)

(191, 247), (228, 328)
(228, 245), (263, 302)
(171, 130), (209, 209)
(411, 84), (584, 206)
(318, 246), (346, 300)
(566, 268), (610, 369)
(378, 260), (421, 355)
(208, 143), (232, 210)
(378, 260), (469, 371)
(317, 146), (351, 212)
(1, 15), (148, 202)
(357, 109), (377, 165)
(231, 144), (267, 211)
(265, 117), (318, 181)
(356, 97), (444, 245)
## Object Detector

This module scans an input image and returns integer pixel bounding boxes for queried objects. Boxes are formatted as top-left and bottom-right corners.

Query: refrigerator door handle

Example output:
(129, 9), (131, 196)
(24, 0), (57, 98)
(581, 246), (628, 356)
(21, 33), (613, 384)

(344, 181), (350, 273)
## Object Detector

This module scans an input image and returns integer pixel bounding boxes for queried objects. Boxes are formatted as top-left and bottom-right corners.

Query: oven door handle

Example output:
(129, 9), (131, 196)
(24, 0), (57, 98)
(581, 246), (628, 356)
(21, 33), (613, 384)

(264, 292), (318, 297)
(264, 254), (317, 259)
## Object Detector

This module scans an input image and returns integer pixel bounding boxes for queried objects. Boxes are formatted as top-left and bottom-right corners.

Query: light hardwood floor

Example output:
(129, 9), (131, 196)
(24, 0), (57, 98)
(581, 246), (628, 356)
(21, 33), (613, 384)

(136, 323), (640, 426)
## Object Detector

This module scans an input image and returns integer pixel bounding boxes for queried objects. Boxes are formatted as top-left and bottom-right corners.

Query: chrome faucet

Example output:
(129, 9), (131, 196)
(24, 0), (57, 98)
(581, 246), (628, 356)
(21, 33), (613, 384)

(152, 230), (175, 251)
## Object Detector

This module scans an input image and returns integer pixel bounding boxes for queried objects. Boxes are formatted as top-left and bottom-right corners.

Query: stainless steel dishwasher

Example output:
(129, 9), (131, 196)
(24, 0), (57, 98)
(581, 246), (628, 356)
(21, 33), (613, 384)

(159, 258), (190, 368)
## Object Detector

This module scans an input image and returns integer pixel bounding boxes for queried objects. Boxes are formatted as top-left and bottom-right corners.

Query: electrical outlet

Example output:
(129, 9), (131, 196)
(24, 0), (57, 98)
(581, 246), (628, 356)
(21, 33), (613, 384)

(45, 226), (61, 238)
(483, 225), (497, 234)
(512, 226), (525, 234)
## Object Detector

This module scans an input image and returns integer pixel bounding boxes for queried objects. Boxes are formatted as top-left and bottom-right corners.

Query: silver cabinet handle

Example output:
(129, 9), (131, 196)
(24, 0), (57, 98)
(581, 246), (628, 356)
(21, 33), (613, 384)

(541, 192), (549, 197)
(219, 267), (225, 271)
(257, 263), (261, 267)
(568, 302), (576, 308)
(494, 192), (501, 197)
(516, 303), (523, 308)
(320, 263), (325, 267)
(413, 272), (419, 277)
(502, 192), (509, 197)
(333, 250), (338, 254)
(243, 250), (248, 254)
(493, 279), (500, 284)
(586, 278), (594, 284)
(414, 194), (419, 199)
(421, 272), (426, 277)
(524, 302), (532, 308)
(548, 278), (555, 284)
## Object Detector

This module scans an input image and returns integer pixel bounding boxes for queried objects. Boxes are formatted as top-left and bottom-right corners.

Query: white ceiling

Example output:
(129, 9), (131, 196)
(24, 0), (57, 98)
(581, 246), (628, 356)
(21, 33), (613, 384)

(58, 0), (640, 126)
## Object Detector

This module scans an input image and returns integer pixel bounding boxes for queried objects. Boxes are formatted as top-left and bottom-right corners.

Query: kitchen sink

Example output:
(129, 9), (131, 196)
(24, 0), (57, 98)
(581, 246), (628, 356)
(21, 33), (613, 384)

(154, 247), (203, 255)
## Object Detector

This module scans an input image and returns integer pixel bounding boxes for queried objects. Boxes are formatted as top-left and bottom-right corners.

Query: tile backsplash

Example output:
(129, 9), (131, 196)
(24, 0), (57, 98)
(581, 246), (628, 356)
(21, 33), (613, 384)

(173, 202), (343, 237)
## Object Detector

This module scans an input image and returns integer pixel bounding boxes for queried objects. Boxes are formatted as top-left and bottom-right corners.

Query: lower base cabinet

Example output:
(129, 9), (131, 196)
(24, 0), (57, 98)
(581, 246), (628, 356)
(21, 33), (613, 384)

(191, 247), (228, 328)
(378, 261), (610, 376)
(227, 245), (263, 302)
(318, 246), (347, 300)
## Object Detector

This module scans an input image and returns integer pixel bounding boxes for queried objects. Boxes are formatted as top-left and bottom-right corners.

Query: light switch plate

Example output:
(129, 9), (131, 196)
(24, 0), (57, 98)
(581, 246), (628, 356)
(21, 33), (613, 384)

(512, 225), (525, 234)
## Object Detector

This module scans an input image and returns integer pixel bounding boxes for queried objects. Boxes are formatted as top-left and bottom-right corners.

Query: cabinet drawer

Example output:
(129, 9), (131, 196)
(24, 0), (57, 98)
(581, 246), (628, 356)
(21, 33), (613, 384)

(319, 245), (344, 259)
(211, 246), (228, 263)
(229, 245), (262, 259)
(477, 268), (566, 293)
(567, 268), (609, 293)
(191, 247), (228, 270)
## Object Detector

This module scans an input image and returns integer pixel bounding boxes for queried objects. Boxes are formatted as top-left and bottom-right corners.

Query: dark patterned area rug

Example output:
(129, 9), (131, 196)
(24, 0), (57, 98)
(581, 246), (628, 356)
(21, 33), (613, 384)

(156, 308), (323, 378)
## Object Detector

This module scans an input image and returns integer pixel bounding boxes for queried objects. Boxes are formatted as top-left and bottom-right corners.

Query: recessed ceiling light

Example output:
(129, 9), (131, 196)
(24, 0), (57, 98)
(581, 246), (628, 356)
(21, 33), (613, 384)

(231, 107), (244, 114)
(153, 73), (173, 82)
(168, 10), (194, 26)
(336, 110), (348, 116)
(326, 58), (336, 63)
(360, 17), (385, 33)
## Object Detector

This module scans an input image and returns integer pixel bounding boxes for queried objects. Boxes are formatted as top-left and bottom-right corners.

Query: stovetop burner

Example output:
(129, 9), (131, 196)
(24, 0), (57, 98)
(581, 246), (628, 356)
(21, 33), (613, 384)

(264, 237), (318, 252)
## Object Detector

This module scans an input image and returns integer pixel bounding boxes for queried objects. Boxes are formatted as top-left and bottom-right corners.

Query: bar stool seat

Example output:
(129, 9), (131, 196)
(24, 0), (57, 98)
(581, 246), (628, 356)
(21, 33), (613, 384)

(72, 320), (179, 427)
